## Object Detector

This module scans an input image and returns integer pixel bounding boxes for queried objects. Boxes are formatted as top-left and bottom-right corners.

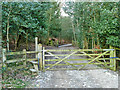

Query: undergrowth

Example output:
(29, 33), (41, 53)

(2, 64), (33, 88)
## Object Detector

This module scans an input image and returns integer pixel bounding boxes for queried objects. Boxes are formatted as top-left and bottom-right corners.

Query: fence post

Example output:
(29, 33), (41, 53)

(2, 49), (6, 79)
(113, 47), (116, 71)
(42, 47), (45, 72)
(23, 49), (27, 67)
(2, 49), (6, 63)
(38, 44), (42, 71)
(110, 46), (114, 69)
(35, 37), (38, 59)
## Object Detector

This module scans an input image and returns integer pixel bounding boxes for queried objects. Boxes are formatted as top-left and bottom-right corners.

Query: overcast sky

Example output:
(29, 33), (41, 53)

(60, 8), (69, 17)
(59, 1), (69, 17)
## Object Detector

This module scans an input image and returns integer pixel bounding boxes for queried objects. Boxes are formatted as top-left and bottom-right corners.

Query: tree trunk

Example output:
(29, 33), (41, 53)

(59, 33), (60, 44)
(92, 37), (94, 49)
(84, 37), (88, 49)
(7, 15), (10, 51)
(6, 5), (11, 51)
(94, 40), (95, 48)
(48, 8), (52, 39)
(0, 4), (2, 61)
(26, 33), (28, 50)
(71, 22), (77, 46)
(15, 35), (19, 51)
(97, 34), (100, 46)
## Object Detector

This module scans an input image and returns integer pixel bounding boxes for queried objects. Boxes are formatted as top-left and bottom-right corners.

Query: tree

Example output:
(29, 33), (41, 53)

(45, 2), (61, 39)
(63, 2), (119, 48)
(60, 17), (73, 41)
(2, 2), (61, 50)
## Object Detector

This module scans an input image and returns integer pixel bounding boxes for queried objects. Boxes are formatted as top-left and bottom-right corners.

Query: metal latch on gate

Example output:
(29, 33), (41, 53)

(103, 49), (114, 51)
(110, 57), (119, 59)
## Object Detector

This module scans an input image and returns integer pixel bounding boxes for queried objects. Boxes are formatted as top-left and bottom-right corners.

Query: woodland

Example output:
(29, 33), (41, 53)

(1, 2), (120, 88)
(2, 2), (120, 51)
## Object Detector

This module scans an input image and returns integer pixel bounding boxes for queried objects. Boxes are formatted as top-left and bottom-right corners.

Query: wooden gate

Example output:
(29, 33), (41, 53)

(40, 47), (117, 72)
(2, 45), (119, 72)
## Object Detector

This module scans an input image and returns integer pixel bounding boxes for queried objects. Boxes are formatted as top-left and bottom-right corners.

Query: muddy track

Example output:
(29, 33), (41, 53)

(26, 46), (118, 88)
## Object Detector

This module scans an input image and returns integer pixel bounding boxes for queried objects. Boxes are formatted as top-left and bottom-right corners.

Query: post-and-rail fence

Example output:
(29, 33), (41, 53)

(1, 44), (120, 73)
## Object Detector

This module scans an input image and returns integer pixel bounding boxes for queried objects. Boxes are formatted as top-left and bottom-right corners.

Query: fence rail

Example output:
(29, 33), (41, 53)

(6, 51), (38, 55)
(2, 49), (39, 70)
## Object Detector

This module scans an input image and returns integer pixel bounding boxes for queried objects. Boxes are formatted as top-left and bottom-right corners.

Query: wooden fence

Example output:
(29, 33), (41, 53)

(2, 44), (42, 71)
(1, 45), (120, 72)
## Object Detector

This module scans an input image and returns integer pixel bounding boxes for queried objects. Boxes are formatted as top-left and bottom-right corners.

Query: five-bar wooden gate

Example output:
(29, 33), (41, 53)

(39, 46), (117, 72)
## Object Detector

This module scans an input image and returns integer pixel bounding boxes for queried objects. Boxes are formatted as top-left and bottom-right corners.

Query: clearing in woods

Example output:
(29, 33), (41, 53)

(26, 46), (118, 88)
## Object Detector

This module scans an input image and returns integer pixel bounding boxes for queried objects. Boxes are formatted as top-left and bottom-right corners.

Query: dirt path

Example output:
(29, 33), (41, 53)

(27, 69), (118, 88)
(26, 46), (118, 88)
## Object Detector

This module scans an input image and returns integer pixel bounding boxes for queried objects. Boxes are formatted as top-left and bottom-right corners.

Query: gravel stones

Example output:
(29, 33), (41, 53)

(27, 69), (118, 88)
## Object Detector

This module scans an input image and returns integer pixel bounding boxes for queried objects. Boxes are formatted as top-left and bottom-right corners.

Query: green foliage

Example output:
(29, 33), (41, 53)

(2, 75), (27, 88)
(2, 65), (32, 88)
(2, 2), (61, 49)
(60, 17), (73, 41)
(63, 2), (119, 48)
(50, 40), (54, 46)
(45, 2), (61, 38)
(2, 2), (119, 49)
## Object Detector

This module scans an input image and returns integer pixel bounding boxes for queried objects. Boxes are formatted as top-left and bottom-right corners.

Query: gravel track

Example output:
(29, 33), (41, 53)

(27, 46), (118, 88)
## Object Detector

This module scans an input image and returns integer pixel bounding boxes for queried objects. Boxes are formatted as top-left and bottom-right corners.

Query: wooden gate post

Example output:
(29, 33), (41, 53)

(2, 48), (6, 69)
(110, 46), (114, 70)
(35, 37), (38, 59)
(42, 47), (45, 72)
(38, 44), (42, 71)
(2, 49), (6, 79)
(2, 49), (6, 63)
(113, 47), (116, 71)
(23, 49), (27, 67)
